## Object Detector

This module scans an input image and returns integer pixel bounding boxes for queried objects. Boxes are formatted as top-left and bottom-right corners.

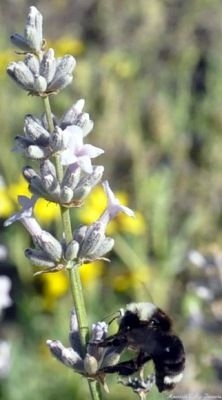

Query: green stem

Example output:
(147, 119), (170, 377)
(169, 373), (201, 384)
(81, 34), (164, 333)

(43, 96), (103, 400)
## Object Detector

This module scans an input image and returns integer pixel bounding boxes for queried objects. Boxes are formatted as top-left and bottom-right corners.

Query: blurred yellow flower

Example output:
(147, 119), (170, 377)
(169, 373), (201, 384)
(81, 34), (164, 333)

(40, 271), (69, 311)
(49, 37), (85, 57)
(7, 176), (30, 201)
(77, 185), (146, 235)
(101, 51), (139, 79)
(39, 262), (105, 311)
(0, 187), (14, 217)
(0, 177), (29, 219)
(0, 50), (18, 79)
(35, 198), (60, 225)
(112, 265), (151, 292)
(80, 261), (105, 286)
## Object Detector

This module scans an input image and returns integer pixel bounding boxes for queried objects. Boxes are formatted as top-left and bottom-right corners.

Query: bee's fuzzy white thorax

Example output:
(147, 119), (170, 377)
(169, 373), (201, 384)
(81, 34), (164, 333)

(121, 302), (158, 321)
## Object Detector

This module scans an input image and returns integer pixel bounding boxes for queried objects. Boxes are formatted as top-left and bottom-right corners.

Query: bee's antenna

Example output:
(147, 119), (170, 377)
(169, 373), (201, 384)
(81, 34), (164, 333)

(102, 310), (121, 326)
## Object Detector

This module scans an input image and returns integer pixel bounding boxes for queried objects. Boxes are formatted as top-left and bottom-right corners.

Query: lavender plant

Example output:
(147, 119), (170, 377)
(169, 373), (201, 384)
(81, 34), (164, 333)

(5, 6), (135, 400)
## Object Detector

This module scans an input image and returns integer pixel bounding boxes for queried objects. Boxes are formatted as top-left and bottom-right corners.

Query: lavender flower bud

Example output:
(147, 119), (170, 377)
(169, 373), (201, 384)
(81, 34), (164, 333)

(33, 231), (63, 262)
(61, 164), (81, 191)
(10, 33), (32, 53)
(60, 99), (85, 129)
(76, 166), (104, 192)
(73, 225), (88, 245)
(65, 240), (79, 261)
(86, 322), (108, 364)
(84, 355), (98, 375)
(33, 75), (47, 93)
(71, 185), (92, 203)
(25, 248), (57, 269)
(24, 114), (50, 143)
(7, 61), (35, 91)
(23, 165), (38, 180)
(78, 222), (105, 259)
(47, 55), (76, 92)
(25, 145), (51, 159)
(40, 161), (59, 194)
(24, 6), (43, 52)
(13, 136), (33, 152)
(60, 99), (93, 136)
(89, 237), (114, 259)
(46, 340), (84, 371)
(69, 310), (83, 357)
(49, 126), (64, 152)
(24, 54), (39, 75)
(71, 166), (104, 203)
(60, 187), (74, 204)
(40, 49), (57, 84)
(40, 160), (56, 178)
(23, 168), (49, 198)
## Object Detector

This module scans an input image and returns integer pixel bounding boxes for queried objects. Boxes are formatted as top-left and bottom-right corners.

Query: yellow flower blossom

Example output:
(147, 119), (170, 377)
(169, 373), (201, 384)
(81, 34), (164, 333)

(0, 187), (14, 217)
(39, 262), (105, 311)
(40, 271), (69, 311)
(112, 265), (151, 292)
(0, 50), (19, 79)
(49, 37), (85, 57)
(7, 176), (30, 201)
(80, 261), (105, 285)
(77, 185), (146, 235)
(101, 51), (139, 79)
(35, 198), (60, 225)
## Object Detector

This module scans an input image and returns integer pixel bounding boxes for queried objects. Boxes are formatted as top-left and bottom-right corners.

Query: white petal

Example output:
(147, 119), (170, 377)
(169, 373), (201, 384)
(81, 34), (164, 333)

(83, 144), (104, 158)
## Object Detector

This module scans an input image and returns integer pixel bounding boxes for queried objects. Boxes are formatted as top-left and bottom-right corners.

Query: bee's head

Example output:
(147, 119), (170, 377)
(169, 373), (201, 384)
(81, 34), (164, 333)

(118, 302), (172, 333)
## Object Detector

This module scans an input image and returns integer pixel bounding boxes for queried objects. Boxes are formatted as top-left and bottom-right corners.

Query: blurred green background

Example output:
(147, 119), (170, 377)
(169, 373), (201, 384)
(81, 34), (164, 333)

(0, 0), (222, 399)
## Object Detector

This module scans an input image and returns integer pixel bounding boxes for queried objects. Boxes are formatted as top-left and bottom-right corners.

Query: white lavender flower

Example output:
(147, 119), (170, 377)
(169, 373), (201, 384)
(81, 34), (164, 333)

(60, 125), (104, 173)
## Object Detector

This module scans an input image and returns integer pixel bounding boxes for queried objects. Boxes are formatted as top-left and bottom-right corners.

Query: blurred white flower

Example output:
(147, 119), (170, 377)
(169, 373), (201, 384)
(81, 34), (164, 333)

(0, 276), (12, 313)
(0, 341), (11, 378)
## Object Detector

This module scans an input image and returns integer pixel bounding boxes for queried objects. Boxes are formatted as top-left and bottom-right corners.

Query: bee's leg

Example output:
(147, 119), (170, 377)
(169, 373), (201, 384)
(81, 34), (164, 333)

(102, 358), (141, 376)
(90, 333), (127, 348)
